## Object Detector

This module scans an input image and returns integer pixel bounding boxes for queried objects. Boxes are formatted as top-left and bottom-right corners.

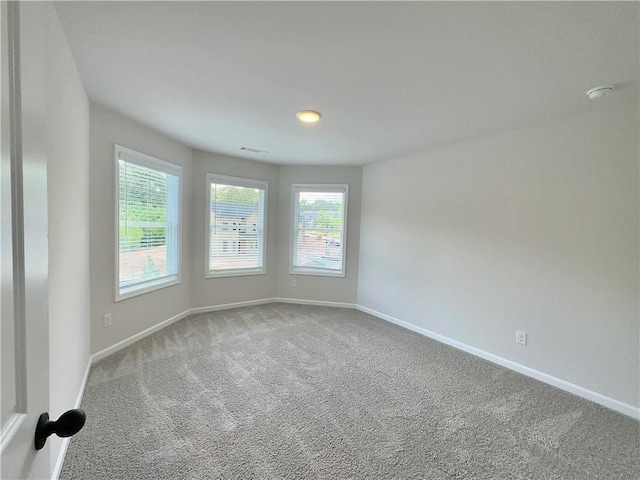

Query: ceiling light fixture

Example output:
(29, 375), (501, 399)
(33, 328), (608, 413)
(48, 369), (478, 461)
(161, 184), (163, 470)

(586, 85), (615, 100)
(296, 110), (322, 123)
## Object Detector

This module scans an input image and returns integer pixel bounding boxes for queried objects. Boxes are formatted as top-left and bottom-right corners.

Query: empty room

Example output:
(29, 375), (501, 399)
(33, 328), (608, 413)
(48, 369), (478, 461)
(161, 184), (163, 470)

(1, 1), (638, 479)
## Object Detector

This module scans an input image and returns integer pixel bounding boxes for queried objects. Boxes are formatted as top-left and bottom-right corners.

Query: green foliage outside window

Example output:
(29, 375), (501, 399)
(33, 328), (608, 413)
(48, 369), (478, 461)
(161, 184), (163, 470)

(299, 199), (343, 230)
(212, 185), (259, 206)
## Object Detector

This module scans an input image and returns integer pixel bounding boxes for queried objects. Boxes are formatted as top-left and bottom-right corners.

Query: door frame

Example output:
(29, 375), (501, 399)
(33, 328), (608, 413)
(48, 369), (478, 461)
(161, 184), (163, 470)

(1, 2), (51, 478)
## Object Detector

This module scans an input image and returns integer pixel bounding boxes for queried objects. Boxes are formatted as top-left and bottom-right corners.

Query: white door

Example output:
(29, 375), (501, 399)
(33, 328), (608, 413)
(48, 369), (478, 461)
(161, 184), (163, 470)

(1, 2), (51, 478)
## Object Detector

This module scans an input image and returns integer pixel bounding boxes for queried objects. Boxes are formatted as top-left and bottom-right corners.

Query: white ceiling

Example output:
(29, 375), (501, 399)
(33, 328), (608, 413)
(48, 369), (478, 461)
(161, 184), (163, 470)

(54, 1), (638, 166)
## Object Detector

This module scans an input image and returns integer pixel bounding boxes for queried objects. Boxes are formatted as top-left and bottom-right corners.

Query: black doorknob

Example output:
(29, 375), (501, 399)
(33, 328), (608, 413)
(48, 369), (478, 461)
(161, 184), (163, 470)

(34, 409), (86, 450)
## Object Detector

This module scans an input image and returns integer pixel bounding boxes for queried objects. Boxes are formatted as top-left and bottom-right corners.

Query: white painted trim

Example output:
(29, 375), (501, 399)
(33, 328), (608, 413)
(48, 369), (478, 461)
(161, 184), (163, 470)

(83, 299), (638, 428)
(91, 309), (191, 363)
(94, 299), (279, 365)
(205, 173), (268, 279)
(290, 184), (348, 278)
(275, 297), (356, 309)
(356, 304), (640, 420)
(191, 297), (357, 315)
(116, 277), (181, 303)
(92, 298), (355, 364)
(114, 144), (183, 303)
(49, 299), (640, 477)
(51, 356), (92, 480)
(0, 413), (26, 455)
(190, 298), (277, 315)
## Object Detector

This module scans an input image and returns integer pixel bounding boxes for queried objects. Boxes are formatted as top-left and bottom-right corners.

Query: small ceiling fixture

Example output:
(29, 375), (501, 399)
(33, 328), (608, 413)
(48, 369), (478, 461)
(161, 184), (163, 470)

(586, 85), (615, 100)
(296, 110), (322, 123)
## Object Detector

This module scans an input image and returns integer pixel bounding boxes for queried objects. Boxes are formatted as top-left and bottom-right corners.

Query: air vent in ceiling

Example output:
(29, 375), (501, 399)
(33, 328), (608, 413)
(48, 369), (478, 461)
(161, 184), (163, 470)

(240, 146), (269, 154)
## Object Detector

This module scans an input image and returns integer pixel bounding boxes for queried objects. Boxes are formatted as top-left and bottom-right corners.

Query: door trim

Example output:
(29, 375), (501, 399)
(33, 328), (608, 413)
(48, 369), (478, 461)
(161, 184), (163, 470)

(0, 414), (25, 454)
(1, 0), (27, 454)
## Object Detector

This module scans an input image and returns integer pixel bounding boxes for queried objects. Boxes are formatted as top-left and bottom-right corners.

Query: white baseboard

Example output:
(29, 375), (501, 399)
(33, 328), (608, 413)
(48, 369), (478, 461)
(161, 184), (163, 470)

(91, 309), (192, 363)
(51, 298), (638, 478)
(51, 355), (92, 480)
(275, 297), (356, 309)
(356, 304), (640, 420)
(93, 300), (277, 364)
(190, 297), (277, 315)
(51, 298), (639, 478)
(91, 297), (356, 365)
(192, 297), (355, 313)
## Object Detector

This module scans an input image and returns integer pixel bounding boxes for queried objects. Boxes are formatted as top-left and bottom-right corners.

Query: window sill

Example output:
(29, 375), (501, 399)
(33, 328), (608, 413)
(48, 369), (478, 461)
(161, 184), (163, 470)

(206, 268), (266, 279)
(116, 276), (180, 302)
(289, 267), (345, 278)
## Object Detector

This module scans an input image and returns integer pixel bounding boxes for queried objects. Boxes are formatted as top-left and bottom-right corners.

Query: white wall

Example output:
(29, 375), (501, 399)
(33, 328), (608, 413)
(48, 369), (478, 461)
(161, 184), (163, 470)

(277, 166), (362, 304)
(357, 95), (639, 408)
(89, 105), (193, 353)
(191, 151), (280, 308)
(45, 5), (91, 473)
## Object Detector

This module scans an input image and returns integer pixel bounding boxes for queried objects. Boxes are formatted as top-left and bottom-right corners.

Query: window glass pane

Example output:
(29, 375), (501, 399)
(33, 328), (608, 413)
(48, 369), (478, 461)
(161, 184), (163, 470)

(117, 149), (181, 297)
(292, 187), (347, 276)
(207, 176), (266, 276)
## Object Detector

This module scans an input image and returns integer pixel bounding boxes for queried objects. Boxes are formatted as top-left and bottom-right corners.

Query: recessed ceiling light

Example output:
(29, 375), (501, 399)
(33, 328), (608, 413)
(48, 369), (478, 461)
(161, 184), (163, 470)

(586, 85), (615, 100)
(296, 110), (322, 123)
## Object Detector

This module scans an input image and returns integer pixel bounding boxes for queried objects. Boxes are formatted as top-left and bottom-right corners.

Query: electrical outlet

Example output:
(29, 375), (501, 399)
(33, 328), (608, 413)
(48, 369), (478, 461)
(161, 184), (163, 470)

(516, 330), (527, 346)
(291, 279), (298, 288)
(103, 313), (113, 328)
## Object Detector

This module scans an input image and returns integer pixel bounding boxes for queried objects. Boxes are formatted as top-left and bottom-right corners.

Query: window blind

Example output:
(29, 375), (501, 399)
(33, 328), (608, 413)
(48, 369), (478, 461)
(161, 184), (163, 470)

(117, 147), (181, 298)
(207, 174), (267, 276)
(291, 185), (347, 276)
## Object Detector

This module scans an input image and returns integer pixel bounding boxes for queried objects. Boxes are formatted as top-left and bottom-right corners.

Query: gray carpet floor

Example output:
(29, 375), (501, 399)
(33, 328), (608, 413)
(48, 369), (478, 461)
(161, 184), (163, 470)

(61, 303), (639, 479)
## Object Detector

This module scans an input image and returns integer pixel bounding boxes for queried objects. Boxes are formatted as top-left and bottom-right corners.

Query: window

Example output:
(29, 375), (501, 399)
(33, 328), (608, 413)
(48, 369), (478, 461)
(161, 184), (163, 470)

(291, 184), (348, 277)
(206, 174), (267, 277)
(116, 145), (182, 300)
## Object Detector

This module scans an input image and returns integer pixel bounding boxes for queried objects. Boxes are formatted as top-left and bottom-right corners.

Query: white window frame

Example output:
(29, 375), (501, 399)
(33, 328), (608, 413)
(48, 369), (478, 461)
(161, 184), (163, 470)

(115, 145), (182, 301)
(206, 173), (268, 278)
(290, 184), (348, 277)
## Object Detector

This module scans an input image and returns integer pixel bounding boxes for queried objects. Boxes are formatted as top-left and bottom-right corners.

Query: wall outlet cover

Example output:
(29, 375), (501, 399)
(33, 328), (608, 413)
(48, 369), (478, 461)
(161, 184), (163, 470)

(516, 330), (527, 346)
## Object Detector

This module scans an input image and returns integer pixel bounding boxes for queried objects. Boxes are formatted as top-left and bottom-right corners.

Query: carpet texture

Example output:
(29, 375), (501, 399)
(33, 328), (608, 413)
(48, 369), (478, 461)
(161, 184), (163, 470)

(61, 303), (639, 479)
